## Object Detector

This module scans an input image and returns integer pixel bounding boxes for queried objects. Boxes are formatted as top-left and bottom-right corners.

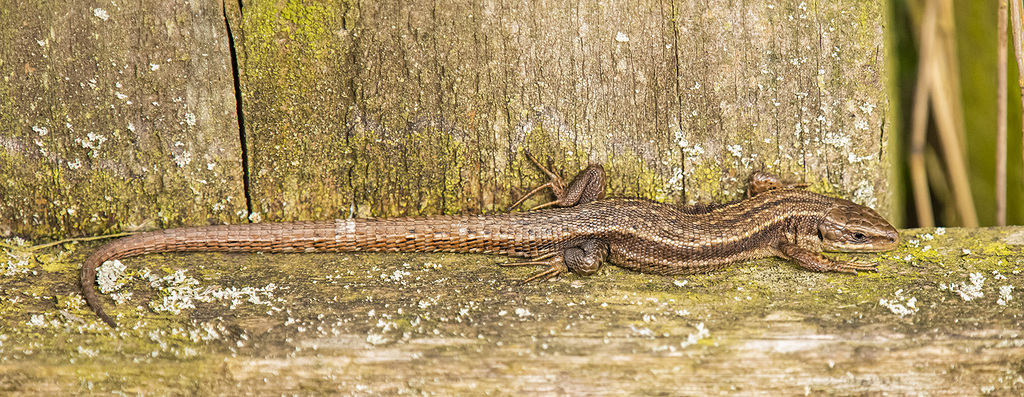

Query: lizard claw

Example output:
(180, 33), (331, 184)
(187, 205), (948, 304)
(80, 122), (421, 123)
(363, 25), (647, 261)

(509, 152), (565, 211)
(509, 152), (607, 211)
(831, 260), (878, 274)
(521, 264), (567, 283)
(500, 252), (567, 283)
(747, 172), (810, 197)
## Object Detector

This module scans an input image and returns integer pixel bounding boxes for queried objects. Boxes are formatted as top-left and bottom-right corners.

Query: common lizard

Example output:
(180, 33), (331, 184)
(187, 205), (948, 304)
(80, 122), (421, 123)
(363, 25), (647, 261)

(81, 158), (900, 327)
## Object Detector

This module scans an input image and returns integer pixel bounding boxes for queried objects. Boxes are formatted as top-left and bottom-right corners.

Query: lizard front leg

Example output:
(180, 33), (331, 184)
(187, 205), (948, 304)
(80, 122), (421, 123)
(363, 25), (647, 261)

(510, 152), (606, 210)
(777, 242), (877, 273)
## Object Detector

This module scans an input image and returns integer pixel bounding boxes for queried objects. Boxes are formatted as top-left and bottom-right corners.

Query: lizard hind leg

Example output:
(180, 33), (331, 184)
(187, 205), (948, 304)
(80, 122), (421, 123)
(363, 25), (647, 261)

(509, 152), (607, 211)
(747, 171), (810, 197)
(501, 239), (609, 283)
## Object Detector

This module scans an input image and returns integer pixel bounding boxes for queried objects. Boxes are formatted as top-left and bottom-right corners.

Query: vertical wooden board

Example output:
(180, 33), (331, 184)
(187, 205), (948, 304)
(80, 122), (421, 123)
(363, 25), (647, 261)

(235, 0), (358, 222)
(669, 1), (888, 207)
(0, 0), (245, 239)
(239, 0), (889, 223)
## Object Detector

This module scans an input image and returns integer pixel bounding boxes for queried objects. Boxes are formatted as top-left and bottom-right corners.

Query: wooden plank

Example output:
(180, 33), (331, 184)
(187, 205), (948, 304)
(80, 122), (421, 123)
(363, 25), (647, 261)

(0, 0), (246, 239)
(234, 0), (891, 222)
(1, 226), (1022, 393)
(2, 0), (890, 238)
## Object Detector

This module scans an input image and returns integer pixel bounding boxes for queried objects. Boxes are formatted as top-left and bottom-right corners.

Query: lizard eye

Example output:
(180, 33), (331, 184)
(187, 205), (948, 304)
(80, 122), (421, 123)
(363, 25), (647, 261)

(852, 232), (866, 240)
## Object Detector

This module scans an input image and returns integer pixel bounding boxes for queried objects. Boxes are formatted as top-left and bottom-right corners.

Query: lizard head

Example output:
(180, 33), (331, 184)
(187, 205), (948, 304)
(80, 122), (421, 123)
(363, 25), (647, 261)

(818, 201), (900, 252)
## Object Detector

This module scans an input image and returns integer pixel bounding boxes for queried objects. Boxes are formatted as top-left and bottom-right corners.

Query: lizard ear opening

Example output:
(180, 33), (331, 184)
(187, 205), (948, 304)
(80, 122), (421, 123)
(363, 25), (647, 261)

(817, 216), (842, 243)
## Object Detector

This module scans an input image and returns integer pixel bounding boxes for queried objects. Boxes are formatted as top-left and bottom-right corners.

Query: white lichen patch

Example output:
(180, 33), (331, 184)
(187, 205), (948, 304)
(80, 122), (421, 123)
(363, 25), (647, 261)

(97, 259), (128, 294)
(854, 119), (869, 131)
(822, 132), (850, 149)
(382, 269), (411, 284)
(726, 144), (743, 158)
(847, 152), (874, 164)
(26, 314), (47, 328)
(147, 269), (280, 314)
(149, 269), (200, 314)
(93, 8), (109, 21)
(75, 132), (108, 158)
(76, 346), (99, 358)
(941, 272), (985, 302)
(680, 322), (710, 348)
(172, 141), (192, 167)
(852, 179), (878, 209)
(205, 284), (278, 309)
(110, 291), (133, 305)
(366, 333), (389, 345)
(997, 285), (1014, 306)
(860, 101), (876, 115)
(2, 243), (32, 276)
(879, 289), (918, 317)
(190, 322), (223, 342)
(678, 139), (705, 157)
(666, 167), (686, 193)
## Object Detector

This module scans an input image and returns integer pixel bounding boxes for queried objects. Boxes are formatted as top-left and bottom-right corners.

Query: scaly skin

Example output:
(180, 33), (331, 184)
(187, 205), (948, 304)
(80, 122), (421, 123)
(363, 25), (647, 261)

(82, 164), (899, 328)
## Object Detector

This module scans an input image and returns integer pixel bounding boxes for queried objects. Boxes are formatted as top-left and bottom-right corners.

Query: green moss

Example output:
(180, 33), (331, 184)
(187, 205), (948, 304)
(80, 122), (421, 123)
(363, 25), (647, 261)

(246, 0), (342, 67)
(688, 160), (724, 202)
(602, 151), (667, 203)
(280, 0), (334, 52)
(240, 0), (358, 221)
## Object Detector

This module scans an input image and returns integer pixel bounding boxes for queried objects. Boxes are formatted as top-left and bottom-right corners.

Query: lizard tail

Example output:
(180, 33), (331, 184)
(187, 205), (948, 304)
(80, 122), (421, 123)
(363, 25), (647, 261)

(82, 240), (128, 328)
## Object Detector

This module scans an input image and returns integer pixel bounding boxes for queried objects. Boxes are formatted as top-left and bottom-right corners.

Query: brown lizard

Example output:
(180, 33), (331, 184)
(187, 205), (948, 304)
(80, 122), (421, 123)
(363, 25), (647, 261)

(81, 158), (899, 327)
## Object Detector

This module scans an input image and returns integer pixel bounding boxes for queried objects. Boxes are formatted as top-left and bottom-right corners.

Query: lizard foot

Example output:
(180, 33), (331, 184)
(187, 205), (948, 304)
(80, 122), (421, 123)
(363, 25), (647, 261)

(500, 252), (568, 283)
(509, 152), (606, 211)
(828, 260), (878, 274)
(509, 152), (567, 211)
(779, 242), (877, 274)
(747, 171), (810, 197)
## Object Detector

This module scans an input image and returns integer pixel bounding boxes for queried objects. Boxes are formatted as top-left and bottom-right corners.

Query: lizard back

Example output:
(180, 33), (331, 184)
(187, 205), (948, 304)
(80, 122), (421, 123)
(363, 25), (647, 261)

(81, 188), (897, 327)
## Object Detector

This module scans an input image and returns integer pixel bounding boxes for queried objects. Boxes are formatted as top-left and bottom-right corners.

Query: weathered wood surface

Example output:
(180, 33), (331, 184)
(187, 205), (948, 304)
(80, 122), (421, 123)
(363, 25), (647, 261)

(237, 0), (892, 221)
(0, 226), (1022, 394)
(2, 0), (890, 240)
(0, 0), (246, 239)
(0, 0), (924, 394)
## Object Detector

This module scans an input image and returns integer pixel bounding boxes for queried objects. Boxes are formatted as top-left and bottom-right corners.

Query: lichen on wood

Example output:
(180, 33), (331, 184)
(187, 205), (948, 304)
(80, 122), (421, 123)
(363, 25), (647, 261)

(1, 226), (1022, 394)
